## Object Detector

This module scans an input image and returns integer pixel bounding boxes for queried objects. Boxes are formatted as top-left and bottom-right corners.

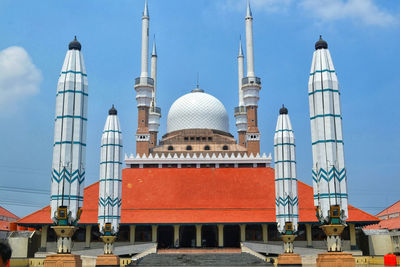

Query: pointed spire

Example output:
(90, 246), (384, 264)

(143, 0), (149, 17)
(246, 0), (252, 18)
(69, 36), (81, 51)
(279, 104), (288, 115)
(315, 35), (328, 50)
(152, 36), (157, 56)
(109, 105), (117, 115)
(238, 36), (243, 57)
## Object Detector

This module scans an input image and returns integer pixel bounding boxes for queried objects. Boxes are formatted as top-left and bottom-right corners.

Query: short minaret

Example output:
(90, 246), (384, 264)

(97, 106), (122, 259)
(308, 36), (349, 253)
(149, 38), (161, 149)
(234, 39), (247, 147)
(50, 36), (87, 254)
(135, 0), (153, 156)
(274, 106), (300, 258)
(242, 1), (261, 155)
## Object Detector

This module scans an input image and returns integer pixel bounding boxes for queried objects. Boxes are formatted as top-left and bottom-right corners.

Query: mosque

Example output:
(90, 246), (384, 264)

(17, 1), (378, 255)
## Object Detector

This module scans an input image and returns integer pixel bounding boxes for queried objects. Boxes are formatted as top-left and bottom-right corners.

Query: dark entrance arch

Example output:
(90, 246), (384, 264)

(246, 224), (262, 241)
(201, 225), (218, 247)
(157, 225), (174, 249)
(179, 225), (196, 247)
(224, 225), (240, 247)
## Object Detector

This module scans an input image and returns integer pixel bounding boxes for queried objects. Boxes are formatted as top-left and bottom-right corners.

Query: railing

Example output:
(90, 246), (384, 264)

(242, 76), (261, 85)
(150, 106), (161, 114)
(135, 77), (154, 86)
(234, 106), (247, 114)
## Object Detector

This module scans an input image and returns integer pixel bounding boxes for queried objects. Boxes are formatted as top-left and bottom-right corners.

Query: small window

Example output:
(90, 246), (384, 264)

(190, 137), (195, 141)
(196, 137), (200, 141)
(222, 145), (229, 151)
(186, 145), (192, 151)
(202, 137), (207, 141)
(168, 146), (174, 151)
(184, 137), (189, 141)
(204, 145), (210, 150)
(208, 137), (212, 141)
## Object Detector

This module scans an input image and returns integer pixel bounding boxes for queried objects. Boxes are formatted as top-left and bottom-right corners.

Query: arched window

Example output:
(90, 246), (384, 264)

(222, 145), (229, 151)
(204, 145), (210, 151)
(168, 146), (174, 151)
(186, 145), (192, 151)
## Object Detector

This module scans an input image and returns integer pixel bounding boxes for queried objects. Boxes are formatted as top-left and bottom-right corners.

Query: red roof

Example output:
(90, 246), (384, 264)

(17, 167), (378, 225)
(376, 200), (400, 218)
(364, 217), (400, 231)
(0, 206), (19, 231)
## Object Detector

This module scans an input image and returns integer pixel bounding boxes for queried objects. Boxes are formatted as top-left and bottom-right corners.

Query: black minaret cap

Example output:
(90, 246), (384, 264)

(315, 35), (328, 50)
(69, 36), (81, 51)
(109, 105), (117, 115)
(279, 104), (288, 115)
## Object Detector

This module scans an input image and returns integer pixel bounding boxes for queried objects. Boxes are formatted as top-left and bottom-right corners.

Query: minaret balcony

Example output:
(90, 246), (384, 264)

(234, 106), (247, 115)
(150, 106), (161, 115)
(242, 76), (261, 86)
(149, 107), (161, 132)
(135, 77), (154, 86)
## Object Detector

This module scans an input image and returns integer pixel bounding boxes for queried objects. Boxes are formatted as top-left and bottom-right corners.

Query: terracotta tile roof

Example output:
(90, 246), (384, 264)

(376, 200), (400, 218)
(0, 206), (18, 220)
(17, 167), (379, 225)
(364, 216), (400, 231)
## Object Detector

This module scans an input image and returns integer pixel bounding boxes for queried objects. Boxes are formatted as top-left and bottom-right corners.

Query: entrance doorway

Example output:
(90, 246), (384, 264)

(224, 225), (240, 247)
(201, 225), (218, 247)
(157, 226), (174, 249)
(179, 225), (196, 247)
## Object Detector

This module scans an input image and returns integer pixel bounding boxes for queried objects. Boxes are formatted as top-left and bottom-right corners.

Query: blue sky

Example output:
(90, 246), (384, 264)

(0, 0), (399, 218)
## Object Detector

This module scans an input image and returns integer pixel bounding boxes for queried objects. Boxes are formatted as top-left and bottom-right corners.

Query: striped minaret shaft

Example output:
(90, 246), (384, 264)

(308, 36), (348, 224)
(234, 38), (247, 147)
(274, 106), (298, 234)
(98, 106), (123, 235)
(51, 37), (88, 224)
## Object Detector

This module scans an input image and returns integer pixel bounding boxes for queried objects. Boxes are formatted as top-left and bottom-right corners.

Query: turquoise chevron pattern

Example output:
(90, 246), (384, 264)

(275, 196), (299, 207)
(99, 197), (122, 207)
(51, 167), (85, 184)
(312, 167), (346, 183)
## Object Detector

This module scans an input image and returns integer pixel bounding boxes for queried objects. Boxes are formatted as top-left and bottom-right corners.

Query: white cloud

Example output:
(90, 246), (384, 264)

(0, 46), (42, 111)
(300, 0), (397, 26)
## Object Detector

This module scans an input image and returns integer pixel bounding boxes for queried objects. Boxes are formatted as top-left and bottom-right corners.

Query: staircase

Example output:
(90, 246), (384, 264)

(130, 252), (272, 266)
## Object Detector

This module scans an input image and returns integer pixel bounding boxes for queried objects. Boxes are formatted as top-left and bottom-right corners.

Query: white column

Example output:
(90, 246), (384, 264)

(40, 225), (48, 250)
(196, 225), (202, 248)
(130, 225), (136, 244)
(174, 225), (180, 247)
(152, 225), (158, 243)
(218, 224), (224, 247)
(85, 225), (92, 248)
(240, 224), (246, 242)
(350, 223), (357, 250)
(262, 224), (268, 244)
(306, 224), (312, 247)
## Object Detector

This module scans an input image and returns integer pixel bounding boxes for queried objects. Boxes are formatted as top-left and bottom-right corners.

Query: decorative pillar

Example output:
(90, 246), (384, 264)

(152, 225), (158, 243)
(40, 225), (48, 251)
(217, 224), (224, 247)
(240, 224), (246, 242)
(349, 223), (357, 250)
(174, 225), (180, 248)
(262, 224), (268, 244)
(130, 225), (136, 244)
(196, 225), (202, 248)
(85, 225), (92, 248)
(306, 224), (313, 248)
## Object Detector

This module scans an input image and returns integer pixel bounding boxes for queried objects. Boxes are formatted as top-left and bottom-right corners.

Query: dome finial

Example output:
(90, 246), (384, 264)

(192, 73), (204, 92)
(279, 104), (288, 115)
(315, 35), (328, 50)
(69, 36), (81, 51)
(109, 105), (117, 115)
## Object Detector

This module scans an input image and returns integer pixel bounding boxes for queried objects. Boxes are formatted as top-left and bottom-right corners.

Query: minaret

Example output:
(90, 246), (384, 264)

(274, 106), (299, 255)
(98, 106), (122, 256)
(50, 36), (87, 253)
(308, 36), (349, 252)
(149, 38), (161, 149)
(242, 0), (261, 155)
(135, 0), (153, 156)
(234, 39), (247, 147)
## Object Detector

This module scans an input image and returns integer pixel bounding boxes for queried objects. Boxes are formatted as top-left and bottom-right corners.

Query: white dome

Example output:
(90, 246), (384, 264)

(167, 90), (229, 133)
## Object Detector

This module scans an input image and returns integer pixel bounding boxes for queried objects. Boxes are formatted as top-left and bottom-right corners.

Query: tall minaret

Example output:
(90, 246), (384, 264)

(242, 0), (261, 155)
(149, 38), (161, 149)
(50, 37), (88, 253)
(98, 106), (123, 255)
(274, 106), (299, 254)
(308, 36), (348, 252)
(234, 38), (247, 147)
(135, 0), (153, 156)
